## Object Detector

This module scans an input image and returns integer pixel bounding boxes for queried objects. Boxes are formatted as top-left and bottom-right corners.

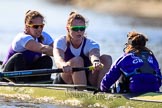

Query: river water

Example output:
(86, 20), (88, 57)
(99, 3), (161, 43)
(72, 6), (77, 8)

(0, 0), (162, 107)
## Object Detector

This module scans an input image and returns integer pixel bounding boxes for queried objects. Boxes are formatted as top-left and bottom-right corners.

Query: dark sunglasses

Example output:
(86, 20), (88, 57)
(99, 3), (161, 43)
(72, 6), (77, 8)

(27, 24), (44, 29)
(70, 26), (86, 32)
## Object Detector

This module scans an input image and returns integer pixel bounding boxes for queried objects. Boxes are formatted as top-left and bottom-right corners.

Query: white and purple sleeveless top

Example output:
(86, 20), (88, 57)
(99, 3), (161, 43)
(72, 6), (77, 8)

(54, 36), (100, 58)
(3, 31), (54, 65)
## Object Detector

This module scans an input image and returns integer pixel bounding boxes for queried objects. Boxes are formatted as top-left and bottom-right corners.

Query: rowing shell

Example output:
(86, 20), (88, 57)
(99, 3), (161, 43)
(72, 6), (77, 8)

(128, 92), (162, 102)
(0, 82), (97, 90)
(0, 84), (162, 107)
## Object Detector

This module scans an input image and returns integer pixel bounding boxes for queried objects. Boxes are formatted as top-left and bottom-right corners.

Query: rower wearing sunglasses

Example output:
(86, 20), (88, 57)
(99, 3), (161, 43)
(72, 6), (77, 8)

(53, 11), (112, 88)
(1, 10), (54, 83)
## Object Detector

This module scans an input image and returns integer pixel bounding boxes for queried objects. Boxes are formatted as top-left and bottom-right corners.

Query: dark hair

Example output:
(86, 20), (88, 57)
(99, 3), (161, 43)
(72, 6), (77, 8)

(25, 10), (44, 43)
(124, 31), (153, 54)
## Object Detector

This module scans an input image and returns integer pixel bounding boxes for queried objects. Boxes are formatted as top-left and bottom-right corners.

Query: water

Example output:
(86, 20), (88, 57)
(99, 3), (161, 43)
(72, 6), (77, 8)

(0, 100), (70, 108)
(0, 0), (162, 107)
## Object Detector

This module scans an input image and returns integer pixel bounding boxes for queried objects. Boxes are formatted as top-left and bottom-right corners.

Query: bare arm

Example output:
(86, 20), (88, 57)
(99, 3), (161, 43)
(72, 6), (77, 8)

(89, 48), (100, 63)
(89, 48), (103, 71)
(25, 40), (53, 56)
(54, 48), (73, 73)
(53, 48), (67, 68)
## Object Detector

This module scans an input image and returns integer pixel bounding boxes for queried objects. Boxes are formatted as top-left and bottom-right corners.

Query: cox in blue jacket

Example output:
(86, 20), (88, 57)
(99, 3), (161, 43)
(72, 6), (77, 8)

(100, 31), (161, 93)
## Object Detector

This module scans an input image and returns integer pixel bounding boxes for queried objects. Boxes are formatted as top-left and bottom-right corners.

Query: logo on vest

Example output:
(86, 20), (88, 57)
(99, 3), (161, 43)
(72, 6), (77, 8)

(132, 58), (143, 64)
(148, 56), (153, 63)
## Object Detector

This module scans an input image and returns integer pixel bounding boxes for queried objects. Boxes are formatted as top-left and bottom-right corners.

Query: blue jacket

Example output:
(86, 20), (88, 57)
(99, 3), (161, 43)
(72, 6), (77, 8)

(100, 52), (161, 93)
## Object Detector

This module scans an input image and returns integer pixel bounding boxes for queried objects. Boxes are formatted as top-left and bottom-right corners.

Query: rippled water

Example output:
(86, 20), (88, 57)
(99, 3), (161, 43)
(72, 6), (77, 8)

(0, 0), (162, 107)
(0, 96), (72, 108)
(0, 102), (70, 108)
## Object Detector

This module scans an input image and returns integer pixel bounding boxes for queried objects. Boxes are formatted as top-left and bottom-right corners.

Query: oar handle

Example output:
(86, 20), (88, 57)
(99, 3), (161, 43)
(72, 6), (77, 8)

(0, 66), (94, 78)
(55, 66), (93, 72)
(72, 66), (93, 71)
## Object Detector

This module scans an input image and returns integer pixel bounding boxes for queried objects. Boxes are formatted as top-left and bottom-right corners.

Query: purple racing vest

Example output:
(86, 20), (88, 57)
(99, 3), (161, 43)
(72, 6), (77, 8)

(3, 46), (41, 65)
(64, 38), (91, 67)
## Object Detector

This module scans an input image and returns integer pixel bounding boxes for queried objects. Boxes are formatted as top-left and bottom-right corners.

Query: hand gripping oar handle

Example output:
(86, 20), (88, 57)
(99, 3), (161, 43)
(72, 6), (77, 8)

(0, 66), (94, 78)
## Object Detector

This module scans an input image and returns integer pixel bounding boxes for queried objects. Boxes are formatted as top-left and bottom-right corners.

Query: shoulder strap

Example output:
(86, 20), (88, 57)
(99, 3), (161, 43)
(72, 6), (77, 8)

(137, 52), (155, 74)
(120, 52), (156, 78)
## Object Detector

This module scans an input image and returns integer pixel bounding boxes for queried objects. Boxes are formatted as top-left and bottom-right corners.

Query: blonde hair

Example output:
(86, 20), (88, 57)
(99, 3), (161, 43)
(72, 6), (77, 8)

(25, 10), (44, 24)
(66, 11), (88, 45)
(124, 31), (153, 54)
